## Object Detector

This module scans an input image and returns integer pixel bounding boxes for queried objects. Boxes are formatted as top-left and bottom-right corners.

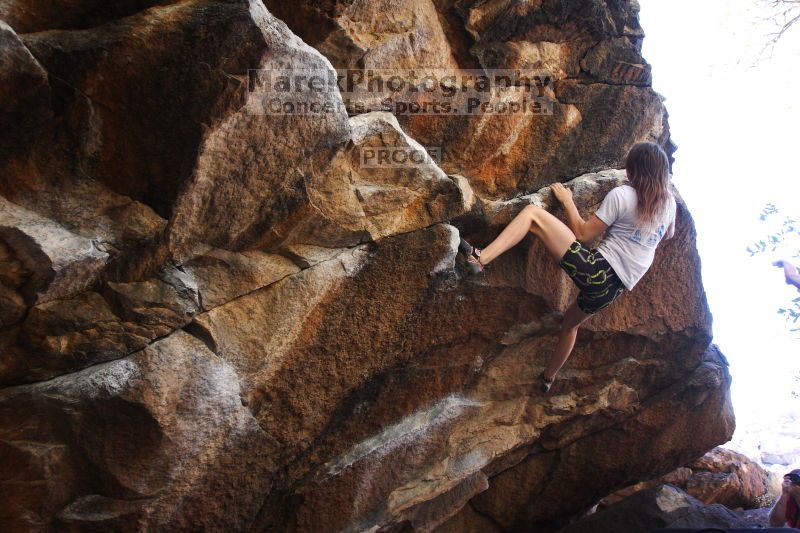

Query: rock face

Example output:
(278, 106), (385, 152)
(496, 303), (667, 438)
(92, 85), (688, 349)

(600, 447), (781, 512)
(0, 1), (732, 532)
(555, 484), (753, 533)
(263, 0), (674, 200)
(685, 448), (780, 509)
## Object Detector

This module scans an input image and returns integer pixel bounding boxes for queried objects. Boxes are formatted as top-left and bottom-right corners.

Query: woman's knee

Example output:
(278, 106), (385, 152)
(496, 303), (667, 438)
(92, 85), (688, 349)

(522, 204), (542, 217)
(522, 204), (542, 230)
(563, 302), (591, 330)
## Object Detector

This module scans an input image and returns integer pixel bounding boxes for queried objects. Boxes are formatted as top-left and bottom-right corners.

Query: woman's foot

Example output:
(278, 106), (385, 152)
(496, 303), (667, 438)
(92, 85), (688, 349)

(459, 237), (484, 274)
(539, 371), (555, 394)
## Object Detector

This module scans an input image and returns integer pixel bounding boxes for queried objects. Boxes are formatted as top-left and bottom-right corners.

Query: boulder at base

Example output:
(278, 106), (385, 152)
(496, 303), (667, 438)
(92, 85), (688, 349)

(556, 484), (751, 533)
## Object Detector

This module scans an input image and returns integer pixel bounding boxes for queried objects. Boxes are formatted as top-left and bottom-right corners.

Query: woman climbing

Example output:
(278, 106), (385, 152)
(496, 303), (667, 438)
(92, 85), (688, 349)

(458, 141), (677, 394)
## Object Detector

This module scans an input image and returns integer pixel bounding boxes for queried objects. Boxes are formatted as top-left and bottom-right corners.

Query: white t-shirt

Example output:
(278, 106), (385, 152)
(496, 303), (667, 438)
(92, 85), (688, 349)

(594, 185), (676, 290)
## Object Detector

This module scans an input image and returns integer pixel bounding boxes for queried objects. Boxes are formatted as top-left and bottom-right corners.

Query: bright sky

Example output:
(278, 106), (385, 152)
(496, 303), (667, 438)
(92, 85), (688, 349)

(638, 0), (800, 448)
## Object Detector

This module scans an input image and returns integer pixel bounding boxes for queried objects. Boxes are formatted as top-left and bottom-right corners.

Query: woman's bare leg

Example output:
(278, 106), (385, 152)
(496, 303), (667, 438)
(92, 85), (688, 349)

(479, 204), (577, 265)
(544, 299), (591, 380)
(475, 204), (586, 381)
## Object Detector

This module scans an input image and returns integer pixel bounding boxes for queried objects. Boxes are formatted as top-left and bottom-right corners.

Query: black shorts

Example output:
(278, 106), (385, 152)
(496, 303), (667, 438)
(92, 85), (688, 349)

(558, 240), (625, 315)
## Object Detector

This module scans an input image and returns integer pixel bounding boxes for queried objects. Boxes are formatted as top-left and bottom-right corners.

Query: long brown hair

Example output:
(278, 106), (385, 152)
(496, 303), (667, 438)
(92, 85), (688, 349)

(624, 141), (673, 228)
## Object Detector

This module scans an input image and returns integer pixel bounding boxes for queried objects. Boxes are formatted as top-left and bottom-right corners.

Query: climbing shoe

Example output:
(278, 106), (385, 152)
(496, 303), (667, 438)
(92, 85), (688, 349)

(539, 371), (554, 395)
(459, 237), (484, 274)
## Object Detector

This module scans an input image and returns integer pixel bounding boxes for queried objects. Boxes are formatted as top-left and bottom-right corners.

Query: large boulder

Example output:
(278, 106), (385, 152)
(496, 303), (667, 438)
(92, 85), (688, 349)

(686, 447), (780, 509)
(0, 0), (732, 531)
(554, 484), (751, 533)
(600, 447), (781, 511)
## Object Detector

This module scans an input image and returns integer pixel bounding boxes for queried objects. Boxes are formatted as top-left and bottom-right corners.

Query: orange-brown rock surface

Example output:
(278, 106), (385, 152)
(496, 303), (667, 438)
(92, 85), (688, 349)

(599, 447), (781, 512)
(0, 0), (732, 531)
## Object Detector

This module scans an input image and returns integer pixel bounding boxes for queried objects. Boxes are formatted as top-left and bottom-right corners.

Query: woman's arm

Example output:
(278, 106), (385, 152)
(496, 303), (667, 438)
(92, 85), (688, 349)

(552, 183), (608, 243)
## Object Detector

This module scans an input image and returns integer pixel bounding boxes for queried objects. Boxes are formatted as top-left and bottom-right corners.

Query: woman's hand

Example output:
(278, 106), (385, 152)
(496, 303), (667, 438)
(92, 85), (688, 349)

(552, 182), (573, 204)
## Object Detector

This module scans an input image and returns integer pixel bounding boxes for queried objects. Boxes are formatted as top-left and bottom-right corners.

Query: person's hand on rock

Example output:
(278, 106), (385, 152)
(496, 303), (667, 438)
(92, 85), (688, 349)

(552, 182), (573, 204)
